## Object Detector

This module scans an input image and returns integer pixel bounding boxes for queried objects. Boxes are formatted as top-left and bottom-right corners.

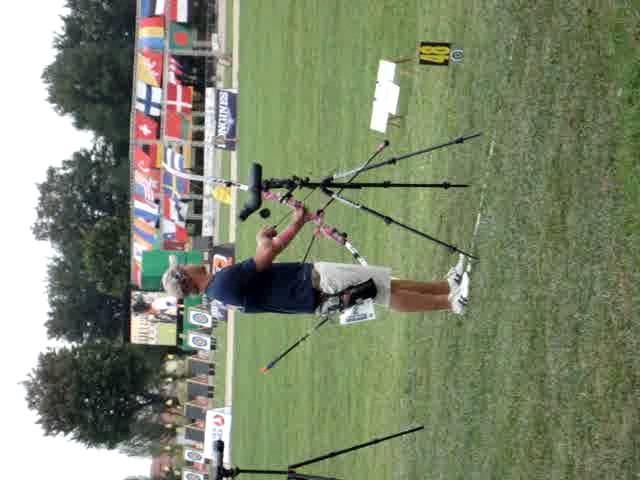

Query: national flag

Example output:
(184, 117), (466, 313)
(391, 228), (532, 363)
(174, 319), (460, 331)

(180, 144), (193, 168)
(132, 242), (146, 264)
(168, 56), (184, 84)
(133, 218), (157, 246)
(138, 17), (165, 50)
(175, 223), (188, 242)
(140, 16), (165, 29)
(134, 147), (155, 172)
(165, 147), (185, 172)
(163, 239), (186, 251)
(136, 81), (163, 117)
(134, 155), (162, 190)
(134, 178), (155, 202)
(163, 218), (189, 242)
(132, 239), (153, 267)
(134, 112), (158, 140)
(145, 143), (164, 168)
(133, 218), (158, 244)
(133, 232), (154, 251)
(137, 50), (163, 87)
(133, 196), (160, 225)
(141, 0), (166, 17)
(162, 218), (176, 239)
(165, 111), (191, 139)
(163, 171), (189, 196)
(132, 261), (142, 286)
(163, 194), (189, 225)
(169, 0), (189, 22)
(169, 23), (194, 49)
(166, 83), (193, 113)
(134, 170), (159, 201)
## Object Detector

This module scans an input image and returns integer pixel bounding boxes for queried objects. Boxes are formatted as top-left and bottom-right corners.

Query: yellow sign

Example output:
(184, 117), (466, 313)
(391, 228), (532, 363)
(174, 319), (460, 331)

(419, 42), (452, 66)
(213, 185), (232, 205)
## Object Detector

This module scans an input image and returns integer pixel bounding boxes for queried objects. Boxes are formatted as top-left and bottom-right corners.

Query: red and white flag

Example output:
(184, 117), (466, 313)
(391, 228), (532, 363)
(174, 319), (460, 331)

(170, 0), (189, 22)
(155, 0), (166, 15)
(163, 195), (189, 227)
(168, 56), (183, 84)
(135, 170), (157, 201)
(134, 111), (158, 139)
(134, 147), (154, 173)
(163, 218), (189, 242)
(166, 83), (193, 113)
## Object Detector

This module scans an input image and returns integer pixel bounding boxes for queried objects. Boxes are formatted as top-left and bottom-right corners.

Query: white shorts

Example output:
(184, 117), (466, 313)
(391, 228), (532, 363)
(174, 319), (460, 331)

(312, 262), (392, 307)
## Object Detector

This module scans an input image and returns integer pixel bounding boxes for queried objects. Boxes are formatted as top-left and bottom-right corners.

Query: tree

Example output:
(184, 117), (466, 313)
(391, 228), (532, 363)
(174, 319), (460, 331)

(42, 0), (136, 142)
(33, 141), (129, 250)
(45, 254), (127, 342)
(82, 215), (131, 297)
(119, 419), (176, 458)
(23, 343), (169, 449)
(33, 139), (130, 300)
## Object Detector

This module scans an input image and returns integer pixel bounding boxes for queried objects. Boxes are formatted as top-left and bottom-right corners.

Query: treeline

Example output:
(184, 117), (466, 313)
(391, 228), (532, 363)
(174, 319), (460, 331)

(24, 0), (172, 457)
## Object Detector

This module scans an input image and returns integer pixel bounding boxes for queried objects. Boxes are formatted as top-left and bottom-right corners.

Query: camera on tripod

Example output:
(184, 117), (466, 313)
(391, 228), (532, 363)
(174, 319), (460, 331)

(207, 427), (424, 480)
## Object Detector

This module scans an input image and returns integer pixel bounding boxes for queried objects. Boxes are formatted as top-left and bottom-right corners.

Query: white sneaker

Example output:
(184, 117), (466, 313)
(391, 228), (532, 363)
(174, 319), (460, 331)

(446, 254), (466, 291)
(448, 272), (470, 315)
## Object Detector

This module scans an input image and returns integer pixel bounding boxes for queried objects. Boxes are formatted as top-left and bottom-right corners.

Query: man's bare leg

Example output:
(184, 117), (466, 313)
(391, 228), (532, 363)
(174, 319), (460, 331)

(391, 279), (450, 295)
(390, 289), (451, 312)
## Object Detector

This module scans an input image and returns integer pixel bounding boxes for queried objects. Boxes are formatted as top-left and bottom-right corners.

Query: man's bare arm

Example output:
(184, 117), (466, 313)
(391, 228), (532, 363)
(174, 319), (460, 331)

(253, 206), (307, 272)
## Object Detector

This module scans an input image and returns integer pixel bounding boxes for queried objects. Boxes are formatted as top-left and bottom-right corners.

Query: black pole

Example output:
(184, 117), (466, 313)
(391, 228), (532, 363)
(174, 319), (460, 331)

(260, 315), (333, 373)
(235, 469), (291, 476)
(344, 132), (482, 177)
(323, 189), (479, 260)
(300, 181), (469, 189)
(288, 473), (342, 480)
(299, 141), (390, 265)
(288, 425), (424, 469)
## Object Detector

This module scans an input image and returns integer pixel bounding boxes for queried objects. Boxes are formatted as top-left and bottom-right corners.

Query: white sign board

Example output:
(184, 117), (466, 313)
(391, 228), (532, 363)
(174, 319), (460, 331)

(188, 309), (213, 328)
(204, 407), (232, 463)
(188, 331), (212, 351)
(182, 471), (205, 480)
(202, 87), (217, 237)
(184, 448), (206, 464)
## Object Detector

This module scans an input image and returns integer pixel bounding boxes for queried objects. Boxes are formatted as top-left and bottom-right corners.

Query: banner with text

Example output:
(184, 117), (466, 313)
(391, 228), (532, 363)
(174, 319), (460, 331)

(204, 407), (232, 463)
(214, 89), (237, 151)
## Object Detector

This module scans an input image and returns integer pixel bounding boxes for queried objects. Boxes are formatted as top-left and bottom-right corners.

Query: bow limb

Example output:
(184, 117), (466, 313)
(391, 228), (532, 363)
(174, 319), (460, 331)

(262, 190), (368, 266)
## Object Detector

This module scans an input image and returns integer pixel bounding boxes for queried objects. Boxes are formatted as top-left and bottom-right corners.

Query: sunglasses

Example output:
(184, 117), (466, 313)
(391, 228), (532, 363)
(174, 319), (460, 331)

(170, 267), (195, 296)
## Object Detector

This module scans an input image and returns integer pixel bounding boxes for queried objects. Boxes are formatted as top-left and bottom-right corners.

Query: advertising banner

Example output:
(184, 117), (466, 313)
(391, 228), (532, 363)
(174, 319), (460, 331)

(203, 407), (232, 463)
(214, 89), (237, 151)
(130, 292), (178, 345)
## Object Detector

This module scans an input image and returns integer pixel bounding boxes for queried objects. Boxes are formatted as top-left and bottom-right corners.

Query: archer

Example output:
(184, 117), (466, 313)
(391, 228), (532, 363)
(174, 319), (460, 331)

(162, 205), (470, 315)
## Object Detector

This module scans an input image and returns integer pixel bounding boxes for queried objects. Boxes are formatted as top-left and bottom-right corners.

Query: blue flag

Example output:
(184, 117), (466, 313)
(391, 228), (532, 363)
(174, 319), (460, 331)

(141, 0), (165, 17)
(136, 81), (162, 117)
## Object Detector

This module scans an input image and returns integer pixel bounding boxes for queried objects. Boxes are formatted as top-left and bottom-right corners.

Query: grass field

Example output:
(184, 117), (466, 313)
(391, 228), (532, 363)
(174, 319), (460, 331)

(227, 1), (640, 479)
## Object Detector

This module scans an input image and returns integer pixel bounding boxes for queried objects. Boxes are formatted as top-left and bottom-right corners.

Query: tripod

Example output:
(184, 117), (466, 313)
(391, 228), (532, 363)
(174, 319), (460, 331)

(164, 132), (482, 259)
(263, 133), (481, 260)
(263, 173), (475, 260)
(212, 425), (424, 480)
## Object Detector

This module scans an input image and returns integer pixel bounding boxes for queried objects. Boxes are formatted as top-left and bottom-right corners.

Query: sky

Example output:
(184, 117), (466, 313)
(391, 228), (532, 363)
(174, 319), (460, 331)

(0, 2), (150, 479)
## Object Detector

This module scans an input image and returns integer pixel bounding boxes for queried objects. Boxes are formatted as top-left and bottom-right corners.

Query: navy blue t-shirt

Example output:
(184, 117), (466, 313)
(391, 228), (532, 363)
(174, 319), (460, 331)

(205, 259), (317, 314)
